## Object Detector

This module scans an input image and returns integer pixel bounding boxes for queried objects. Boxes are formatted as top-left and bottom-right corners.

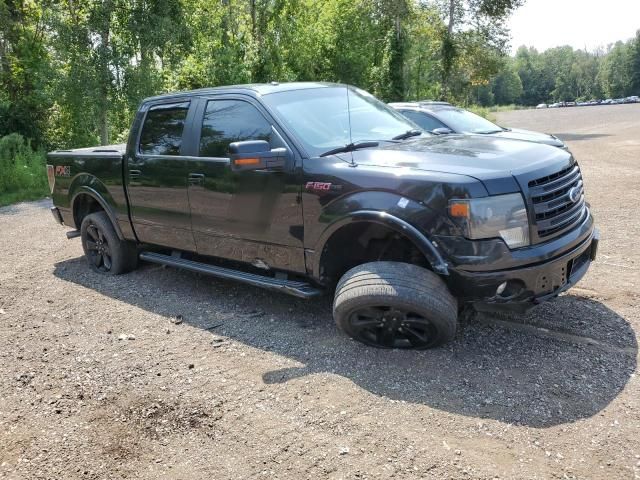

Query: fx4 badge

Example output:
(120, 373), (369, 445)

(305, 181), (342, 193)
(55, 165), (71, 177)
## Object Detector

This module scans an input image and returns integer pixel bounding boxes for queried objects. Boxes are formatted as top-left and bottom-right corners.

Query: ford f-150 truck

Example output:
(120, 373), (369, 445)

(47, 82), (599, 349)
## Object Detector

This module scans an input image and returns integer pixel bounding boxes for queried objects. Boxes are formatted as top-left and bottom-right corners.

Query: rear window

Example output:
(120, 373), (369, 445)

(139, 102), (190, 155)
(400, 110), (447, 132)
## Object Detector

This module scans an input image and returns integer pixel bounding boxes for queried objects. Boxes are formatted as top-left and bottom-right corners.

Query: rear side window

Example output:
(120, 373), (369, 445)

(200, 100), (272, 157)
(400, 110), (446, 132)
(139, 102), (190, 155)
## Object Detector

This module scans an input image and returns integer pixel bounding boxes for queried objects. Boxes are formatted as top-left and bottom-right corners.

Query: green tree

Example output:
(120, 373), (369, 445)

(438, 0), (524, 100)
(491, 62), (522, 104)
(599, 41), (632, 98)
(0, 0), (52, 147)
(630, 30), (640, 94)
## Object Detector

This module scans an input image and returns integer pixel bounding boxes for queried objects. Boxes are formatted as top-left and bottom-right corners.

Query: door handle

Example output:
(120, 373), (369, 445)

(189, 173), (205, 186)
(129, 169), (142, 179)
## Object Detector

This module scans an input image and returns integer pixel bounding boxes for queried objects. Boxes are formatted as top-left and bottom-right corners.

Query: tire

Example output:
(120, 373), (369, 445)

(333, 261), (457, 349)
(80, 211), (138, 275)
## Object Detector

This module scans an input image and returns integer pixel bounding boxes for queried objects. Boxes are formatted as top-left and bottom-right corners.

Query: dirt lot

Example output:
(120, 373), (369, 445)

(1, 104), (639, 479)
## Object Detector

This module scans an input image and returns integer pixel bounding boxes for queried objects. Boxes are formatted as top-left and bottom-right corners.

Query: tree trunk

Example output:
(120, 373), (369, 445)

(98, 58), (109, 145)
(440, 0), (456, 100)
(448, 0), (455, 34)
(97, 2), (113, 146)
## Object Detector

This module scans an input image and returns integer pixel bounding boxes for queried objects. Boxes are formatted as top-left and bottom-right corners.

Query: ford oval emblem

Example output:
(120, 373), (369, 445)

(568, 186), (581, 203)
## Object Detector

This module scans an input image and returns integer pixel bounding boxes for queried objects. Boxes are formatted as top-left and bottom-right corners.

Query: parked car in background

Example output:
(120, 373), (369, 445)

(549, 102), (561, 108)
(389, 101), (568, 149)
(536, 103), (548, 109)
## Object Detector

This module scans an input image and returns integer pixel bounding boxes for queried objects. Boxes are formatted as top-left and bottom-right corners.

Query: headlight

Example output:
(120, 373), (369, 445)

(449, 193), (530, 249)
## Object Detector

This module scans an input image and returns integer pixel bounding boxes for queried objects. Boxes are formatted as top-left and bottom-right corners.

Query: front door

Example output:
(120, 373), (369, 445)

(186, 96), (305, 273)
(126, 100), (196, 251)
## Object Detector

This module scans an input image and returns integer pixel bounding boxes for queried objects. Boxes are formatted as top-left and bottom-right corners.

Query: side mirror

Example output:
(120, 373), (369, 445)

(431, 127), (453, 135)
(229, 140), (287, 172)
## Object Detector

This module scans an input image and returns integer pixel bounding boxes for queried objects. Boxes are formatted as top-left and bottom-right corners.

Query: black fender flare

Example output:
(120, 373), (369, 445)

(70, 186), (125, 241)
(312, 210), (449, 278)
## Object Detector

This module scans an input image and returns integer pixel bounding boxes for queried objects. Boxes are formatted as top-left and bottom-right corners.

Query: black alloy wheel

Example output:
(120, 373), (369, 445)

(333, 262), (458, 349)
(85, 222), (112, 272)
(347, 305), (439, 349)
(80, 211), (138, 275)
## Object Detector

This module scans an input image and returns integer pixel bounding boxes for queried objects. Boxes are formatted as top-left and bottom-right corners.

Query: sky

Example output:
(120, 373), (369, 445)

(508, 0), (640, 54)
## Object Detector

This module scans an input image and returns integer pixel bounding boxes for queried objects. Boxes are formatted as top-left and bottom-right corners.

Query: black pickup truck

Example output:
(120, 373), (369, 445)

(47, 82), (599, 349)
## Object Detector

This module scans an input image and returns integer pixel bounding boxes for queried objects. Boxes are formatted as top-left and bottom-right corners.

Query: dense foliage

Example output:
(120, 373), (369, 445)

(476, 32), (640, 106)
(1, 0), (524, 151)
(0, 133), (47, 205)
(0, 0), (638, 205)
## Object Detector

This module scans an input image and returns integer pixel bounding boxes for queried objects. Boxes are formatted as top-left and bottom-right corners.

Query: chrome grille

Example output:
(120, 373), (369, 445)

(528, 162), (586, 239)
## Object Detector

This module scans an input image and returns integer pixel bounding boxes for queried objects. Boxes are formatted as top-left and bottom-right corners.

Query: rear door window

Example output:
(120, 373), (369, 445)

(199, 100), (272, 157)
(139, 102), (190, 155)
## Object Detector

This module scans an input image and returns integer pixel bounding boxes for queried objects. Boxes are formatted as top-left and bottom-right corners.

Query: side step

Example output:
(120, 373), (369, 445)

(139, 251), (322, 299)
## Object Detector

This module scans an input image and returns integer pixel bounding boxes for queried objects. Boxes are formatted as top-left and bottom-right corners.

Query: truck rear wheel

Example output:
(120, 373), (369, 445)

(80, 211), (137, 275)
(333, 262), (457, 349)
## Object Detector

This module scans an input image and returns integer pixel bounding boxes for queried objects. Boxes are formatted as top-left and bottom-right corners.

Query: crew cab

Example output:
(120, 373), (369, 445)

(47, 82), (598, 349)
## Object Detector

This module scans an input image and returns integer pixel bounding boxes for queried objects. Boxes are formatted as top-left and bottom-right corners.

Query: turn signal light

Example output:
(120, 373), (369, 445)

(235, 157), (260, 166)
(449, 201), (470, 218)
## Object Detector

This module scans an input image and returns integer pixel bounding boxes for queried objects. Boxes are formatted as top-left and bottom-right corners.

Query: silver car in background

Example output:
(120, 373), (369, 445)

(390, 101), (568, 150)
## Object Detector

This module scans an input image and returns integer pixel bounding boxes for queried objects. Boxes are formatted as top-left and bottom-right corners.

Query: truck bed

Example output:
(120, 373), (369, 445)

(47, 143), (129, 235)
(48, 143), (126, 158)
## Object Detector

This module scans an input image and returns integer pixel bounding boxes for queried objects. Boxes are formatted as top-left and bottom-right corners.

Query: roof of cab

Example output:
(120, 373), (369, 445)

(142, 81), (342, 104)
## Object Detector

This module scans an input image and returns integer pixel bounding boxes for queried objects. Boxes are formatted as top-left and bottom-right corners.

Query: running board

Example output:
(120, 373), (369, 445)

(138, 251), (322, 299)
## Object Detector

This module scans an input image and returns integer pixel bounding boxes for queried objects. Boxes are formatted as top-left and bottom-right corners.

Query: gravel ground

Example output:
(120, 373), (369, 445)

(1, 104), (639, 479)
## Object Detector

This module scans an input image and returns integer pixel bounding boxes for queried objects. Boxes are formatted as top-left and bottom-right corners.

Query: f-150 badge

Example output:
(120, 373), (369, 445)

(305, 181), (342, 192)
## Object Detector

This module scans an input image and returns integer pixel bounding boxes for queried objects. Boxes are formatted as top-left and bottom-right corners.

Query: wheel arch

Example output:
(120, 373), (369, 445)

(71, 186), (125, 241)
(312, 210), (449, 283)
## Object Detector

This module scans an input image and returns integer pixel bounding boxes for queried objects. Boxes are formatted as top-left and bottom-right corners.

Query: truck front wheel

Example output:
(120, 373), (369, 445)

(80, 211), (137, 275)
(333, 262), (457, 349)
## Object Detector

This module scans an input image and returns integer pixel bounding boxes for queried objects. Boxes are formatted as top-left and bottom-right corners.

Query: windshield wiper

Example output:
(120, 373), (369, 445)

(392, 129), (423, 141)
(319, 141), (379, 157)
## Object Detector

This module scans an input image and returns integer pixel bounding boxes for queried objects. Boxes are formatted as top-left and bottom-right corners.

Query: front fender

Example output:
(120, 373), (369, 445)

(311, 208), (449, 279)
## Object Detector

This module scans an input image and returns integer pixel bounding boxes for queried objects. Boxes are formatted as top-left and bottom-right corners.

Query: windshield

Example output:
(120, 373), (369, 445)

(435, 108), (503, 134)
(262, 86), (422, 157)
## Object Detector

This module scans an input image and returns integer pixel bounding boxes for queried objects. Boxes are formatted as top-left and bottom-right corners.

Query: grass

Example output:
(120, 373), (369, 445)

(488, 104), (529, 113)
(0, 189), (49, 207)
(467, 104), (532, 123)
(467, 105), (496, 122)
(0, 134), (50, 207)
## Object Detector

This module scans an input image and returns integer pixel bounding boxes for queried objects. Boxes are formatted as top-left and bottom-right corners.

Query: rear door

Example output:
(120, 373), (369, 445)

(126, 100), (197, 251)
(186, 95), (305, 273)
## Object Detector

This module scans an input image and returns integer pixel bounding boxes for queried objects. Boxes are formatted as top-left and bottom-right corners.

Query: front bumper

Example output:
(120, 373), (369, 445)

(450, 227), (599, 313)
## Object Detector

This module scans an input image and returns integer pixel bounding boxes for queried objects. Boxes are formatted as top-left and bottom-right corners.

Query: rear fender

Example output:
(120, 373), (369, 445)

(69, 178), (125, 240)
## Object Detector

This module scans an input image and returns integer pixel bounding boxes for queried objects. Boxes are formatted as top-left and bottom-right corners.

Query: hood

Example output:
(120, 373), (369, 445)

(490, 128), (566, 148)
(345, 134), (573, 195)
